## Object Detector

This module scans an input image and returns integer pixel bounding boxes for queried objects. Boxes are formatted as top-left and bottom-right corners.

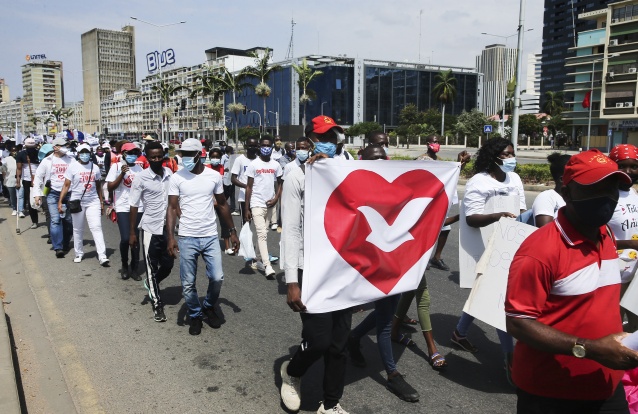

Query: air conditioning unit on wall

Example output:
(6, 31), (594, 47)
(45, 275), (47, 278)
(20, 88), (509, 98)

(625, 102), (634, 107)
(629, 68), (637, 73)
(612, 18), (620, 23)
(610, 39), (619, 46)
(617, 102), (625, 107)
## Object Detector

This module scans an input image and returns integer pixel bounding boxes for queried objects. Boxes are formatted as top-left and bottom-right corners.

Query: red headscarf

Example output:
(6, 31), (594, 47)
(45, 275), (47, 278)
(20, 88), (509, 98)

(609, 144), (638, 162)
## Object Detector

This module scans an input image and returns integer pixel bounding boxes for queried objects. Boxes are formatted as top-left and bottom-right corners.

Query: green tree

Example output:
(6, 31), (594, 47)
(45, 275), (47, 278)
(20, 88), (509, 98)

(242, 48), (282, 133)
(396, 104), (431, 148)
(292, 58), (324, 127)
(432, 69), (457, 137)
(455, 109), (498, 146)
(543, 91), (565, 116)
(507, 114), (541, 138)
(50, 107), (74, 133)
(237, 126), (261, 144)
(151, 80), (188, 142)
(214, 67), (249, 148)
(345, 121), (382, 137)
(191, 71), (225, 141)
(545, 114), (565, 137)
(28, 116), (40, 133)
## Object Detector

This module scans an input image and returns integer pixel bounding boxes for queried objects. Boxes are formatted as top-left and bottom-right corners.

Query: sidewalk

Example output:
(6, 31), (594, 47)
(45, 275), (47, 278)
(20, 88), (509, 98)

(0, 295), (21, 414)
(384, 144), (580, 160)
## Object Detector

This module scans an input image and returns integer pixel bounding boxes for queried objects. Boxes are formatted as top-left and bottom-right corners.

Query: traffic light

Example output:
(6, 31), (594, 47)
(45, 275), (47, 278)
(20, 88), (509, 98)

(242, 105), (248, 115)
(180, 99), (186, 110)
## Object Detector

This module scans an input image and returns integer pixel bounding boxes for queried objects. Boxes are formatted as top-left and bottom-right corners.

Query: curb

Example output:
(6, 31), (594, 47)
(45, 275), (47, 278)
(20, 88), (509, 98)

(0, 301), (21, 414)
(457, 178), (551, 193)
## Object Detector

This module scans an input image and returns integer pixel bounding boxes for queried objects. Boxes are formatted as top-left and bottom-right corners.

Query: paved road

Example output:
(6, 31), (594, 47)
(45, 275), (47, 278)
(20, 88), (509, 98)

(0, 188), (541, 414)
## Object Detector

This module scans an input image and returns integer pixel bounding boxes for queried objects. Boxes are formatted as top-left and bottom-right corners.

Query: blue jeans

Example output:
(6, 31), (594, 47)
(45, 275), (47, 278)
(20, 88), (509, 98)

(47, 190), (73, 251)
(456, 311), (514, 354)
(351, 295), (400, 374)
(178, 235), (224, 319)
(6, 187), (16, 211)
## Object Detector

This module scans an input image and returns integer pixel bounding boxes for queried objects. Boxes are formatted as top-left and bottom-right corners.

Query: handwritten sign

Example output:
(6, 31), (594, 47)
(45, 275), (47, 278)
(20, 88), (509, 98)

(458, 194), (519, 288)
(462, 218), (537, 331)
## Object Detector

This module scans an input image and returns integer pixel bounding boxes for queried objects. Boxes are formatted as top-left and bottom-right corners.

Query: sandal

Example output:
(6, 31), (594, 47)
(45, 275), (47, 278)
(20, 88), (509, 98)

(402, 316), (418, 326)
(392, 333), (416, 347)
(450, 331), (479, 353)
(428, 352), (448, 371)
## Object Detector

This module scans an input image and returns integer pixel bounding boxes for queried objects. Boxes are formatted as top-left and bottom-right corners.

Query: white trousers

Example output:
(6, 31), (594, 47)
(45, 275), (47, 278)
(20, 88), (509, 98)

(71, 199), (107, 259)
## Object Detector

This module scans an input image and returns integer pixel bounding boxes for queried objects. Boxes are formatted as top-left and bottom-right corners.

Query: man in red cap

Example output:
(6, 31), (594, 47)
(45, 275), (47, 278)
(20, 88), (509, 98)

(506, 149), (638, 413)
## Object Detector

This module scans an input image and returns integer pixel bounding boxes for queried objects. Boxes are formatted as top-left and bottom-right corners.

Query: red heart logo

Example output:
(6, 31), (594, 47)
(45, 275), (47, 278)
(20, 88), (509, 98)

(324, 169), (449, 294)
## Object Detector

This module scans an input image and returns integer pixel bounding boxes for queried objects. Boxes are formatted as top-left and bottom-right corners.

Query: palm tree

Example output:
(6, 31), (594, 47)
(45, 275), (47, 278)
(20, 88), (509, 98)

(50, 107), (74, 134)
(214, 66), (249, 148)
(543, 91), (565, 116)
(29, 116), (40, 134)
(191, 71), (225, 141)
(151, 80), (188, 142)
(242, 48), (282, 133)
(292, 58), (324, 127)
(432, 69), (457, 137)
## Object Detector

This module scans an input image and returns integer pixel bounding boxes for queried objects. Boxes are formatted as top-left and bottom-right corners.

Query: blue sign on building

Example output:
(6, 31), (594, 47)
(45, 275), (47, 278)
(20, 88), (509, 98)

(146, 49), (176, 73)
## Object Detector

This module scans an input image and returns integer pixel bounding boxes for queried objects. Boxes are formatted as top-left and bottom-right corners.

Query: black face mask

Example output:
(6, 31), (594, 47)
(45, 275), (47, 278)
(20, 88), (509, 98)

(149, 160), (164, 172)
(247, 147), (258, 157)
(620, 175), (638, 191)
(572, 196), (618, 228)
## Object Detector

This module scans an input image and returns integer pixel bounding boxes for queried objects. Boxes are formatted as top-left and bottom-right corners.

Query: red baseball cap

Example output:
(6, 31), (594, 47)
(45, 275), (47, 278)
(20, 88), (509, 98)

(121, 143), (137, 152)
(562, 149), (631, 186)
(311, 115), (344, 134)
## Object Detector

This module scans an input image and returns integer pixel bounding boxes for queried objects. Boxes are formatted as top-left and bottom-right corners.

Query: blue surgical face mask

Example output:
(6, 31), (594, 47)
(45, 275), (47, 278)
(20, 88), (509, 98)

(383, 147), (389, 155)
(296, 150), (309, 163)
(314, 142), (337, 158)
(210, 158), (221, 166)
(125, 154), (138, 165)
(182, 155), (199, 171)
(260, 146), (273, 157)
(497, 157), (517, 173)
(79, 153), (91, 163)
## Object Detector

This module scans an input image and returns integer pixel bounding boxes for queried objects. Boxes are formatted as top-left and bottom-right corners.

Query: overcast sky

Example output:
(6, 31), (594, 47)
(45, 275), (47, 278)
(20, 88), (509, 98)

(0, 0), (544, 103)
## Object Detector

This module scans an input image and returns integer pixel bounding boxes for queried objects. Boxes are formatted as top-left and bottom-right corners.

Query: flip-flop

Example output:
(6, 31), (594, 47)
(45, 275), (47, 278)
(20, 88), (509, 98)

(428, 352), (448, 371)
(392, 333), (416, 347)
(402, 316), (418, 326)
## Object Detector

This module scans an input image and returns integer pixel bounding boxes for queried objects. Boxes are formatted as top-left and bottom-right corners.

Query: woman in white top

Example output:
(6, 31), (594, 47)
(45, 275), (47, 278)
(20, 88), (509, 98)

(608, 144), (638, 331)
(58, 144), (108, 265)
(452, 137), (526, 384)
(106, 142), (145, 280)
(0, 146), (18, 214)
(532, 153), (571, 227)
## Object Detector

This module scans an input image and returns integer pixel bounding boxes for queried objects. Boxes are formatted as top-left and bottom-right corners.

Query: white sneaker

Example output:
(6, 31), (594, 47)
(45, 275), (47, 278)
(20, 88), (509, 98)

(271, 223), (278, 230)
(265, 264), (276, 278)
(18, 211), (25, 218)
(280, 361), (301, 411)
(225, 248), (234, 255)
(231, 211), (240, 216)
(256, 261), (265, 271)
(11, 210), (16, 216)
(73, 255), (83, 263)
(99, 257), (110, 266)
(317, 403), (349, 414)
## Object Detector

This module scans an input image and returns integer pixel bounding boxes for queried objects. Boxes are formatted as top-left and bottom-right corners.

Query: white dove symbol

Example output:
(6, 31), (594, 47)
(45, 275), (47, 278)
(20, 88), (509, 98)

(357, 197), (433, 253)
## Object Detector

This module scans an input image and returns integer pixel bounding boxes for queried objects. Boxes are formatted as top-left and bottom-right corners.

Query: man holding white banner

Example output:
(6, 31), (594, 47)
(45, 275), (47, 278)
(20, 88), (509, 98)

(506, 149), (638, 413)
(279, 115), (460, 413)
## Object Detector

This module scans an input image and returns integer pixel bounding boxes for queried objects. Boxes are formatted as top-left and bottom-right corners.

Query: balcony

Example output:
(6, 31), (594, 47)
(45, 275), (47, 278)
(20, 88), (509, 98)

(606, 71), (638, 83)
(603, 106), (636, 116)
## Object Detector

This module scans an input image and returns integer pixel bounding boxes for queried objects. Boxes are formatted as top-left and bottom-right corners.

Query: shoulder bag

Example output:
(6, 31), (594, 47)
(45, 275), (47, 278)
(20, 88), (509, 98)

(68, 163), (94, 214)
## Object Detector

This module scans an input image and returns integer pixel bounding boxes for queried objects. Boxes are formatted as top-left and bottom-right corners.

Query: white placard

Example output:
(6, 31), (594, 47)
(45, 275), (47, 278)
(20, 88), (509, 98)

(458, 195), (519, 288)
(621, 263), (638, 315)
(462, 218), (537, 331)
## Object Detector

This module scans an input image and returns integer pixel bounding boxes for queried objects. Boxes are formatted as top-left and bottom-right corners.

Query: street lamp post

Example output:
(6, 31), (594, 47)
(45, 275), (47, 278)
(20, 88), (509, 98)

(268, 110), (279, 137)
(249, 110), (262, 134)
(587, 54), (619, 150)
(130, 16), (186, 144)
(321, 101), (328, 115)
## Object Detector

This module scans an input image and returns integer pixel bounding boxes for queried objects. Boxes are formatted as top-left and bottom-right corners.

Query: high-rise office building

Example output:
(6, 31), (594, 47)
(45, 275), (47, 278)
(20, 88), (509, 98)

(475, 44), (517, 116)
(21, 60), (64, 119)
(0, 79), (9, 103)
(540, 0), (611, 105)
(526, 53), (542, 95)
(81, 25), (136, 133)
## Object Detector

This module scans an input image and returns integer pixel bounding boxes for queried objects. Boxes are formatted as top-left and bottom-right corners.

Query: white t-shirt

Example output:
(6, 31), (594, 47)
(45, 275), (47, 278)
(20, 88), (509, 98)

(283, 158), (301, 179)
(221, 154), (231, 186)
(168, 167), (224, 238)
(230, 155), (254, 202)
(532, 189), (565, 219)
(106, 162), (145, 213)
(246, 158), (283, 208)
(463, 171), (526, 216)
(47, 155), (76, 192)
(64, 161), (101, 202)
(610, 188), (638, 241)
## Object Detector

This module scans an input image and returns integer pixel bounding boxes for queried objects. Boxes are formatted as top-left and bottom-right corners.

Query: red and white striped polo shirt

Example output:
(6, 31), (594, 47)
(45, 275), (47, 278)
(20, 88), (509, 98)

(505, 208), (624, 400)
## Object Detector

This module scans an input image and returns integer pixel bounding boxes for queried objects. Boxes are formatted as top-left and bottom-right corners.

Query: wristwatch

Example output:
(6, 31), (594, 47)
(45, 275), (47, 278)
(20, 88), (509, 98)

(572, 338), (587, 358)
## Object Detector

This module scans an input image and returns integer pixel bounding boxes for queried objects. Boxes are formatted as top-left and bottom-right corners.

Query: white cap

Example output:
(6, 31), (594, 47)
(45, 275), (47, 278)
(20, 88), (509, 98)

(178, 138), (203, 152)
(52, 137), (67, 146)
(77, 143), (91, 152)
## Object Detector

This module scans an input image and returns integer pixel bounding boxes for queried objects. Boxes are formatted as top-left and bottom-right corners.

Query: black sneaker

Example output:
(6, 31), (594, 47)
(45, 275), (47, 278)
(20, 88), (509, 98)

(347, 336), (366, 367)
(120, 265), (129, 280)
(429, 258), (450, 271)
(189, 317), (203, 335)
(202, 306), (222, 329)
(55, 249), (65, 258)
(130, 267), (142, 281)
(154, 307), (167, 323)
(386, 373), (419, 402)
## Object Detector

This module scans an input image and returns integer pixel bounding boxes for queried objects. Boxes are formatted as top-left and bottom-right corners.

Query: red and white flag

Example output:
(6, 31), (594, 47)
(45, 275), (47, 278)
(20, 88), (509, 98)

(302, 159), (460, 313)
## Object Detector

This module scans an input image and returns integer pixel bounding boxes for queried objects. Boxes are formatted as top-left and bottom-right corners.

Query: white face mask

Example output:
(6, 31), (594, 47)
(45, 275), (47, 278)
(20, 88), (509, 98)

(57, 146), (68, 155)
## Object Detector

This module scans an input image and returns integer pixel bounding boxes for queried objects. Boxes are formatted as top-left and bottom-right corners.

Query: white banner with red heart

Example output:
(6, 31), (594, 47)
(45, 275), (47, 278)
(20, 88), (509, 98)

(301, 159), (461, 313)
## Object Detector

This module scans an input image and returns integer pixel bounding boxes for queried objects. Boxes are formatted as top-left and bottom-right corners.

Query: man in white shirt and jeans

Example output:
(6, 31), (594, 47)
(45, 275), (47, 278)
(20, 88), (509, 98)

(244, 135), (283, 279)
(166, 139), (239, 336)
